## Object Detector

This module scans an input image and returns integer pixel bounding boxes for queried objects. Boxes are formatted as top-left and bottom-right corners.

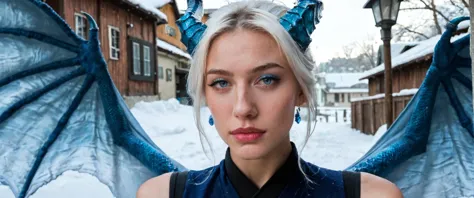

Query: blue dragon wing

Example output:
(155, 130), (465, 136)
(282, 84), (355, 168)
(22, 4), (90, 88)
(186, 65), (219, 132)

(0, 0), (185, 197)
(347, 17), (473, 197)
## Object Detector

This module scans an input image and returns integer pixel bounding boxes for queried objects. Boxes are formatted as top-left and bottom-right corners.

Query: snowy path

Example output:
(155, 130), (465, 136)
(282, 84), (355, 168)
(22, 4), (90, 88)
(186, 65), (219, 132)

(1, 99), (380, 198)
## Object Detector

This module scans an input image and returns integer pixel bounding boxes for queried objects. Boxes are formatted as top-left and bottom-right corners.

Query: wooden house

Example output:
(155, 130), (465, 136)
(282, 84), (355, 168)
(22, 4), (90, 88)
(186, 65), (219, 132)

(351, 23), (470, 134)
(44, 0), (167, 98)
(156, 1), (192, 104)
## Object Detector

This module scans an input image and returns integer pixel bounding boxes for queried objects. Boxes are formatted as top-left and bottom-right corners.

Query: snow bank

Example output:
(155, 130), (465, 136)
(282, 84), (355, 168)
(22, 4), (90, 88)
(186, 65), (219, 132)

(371, 124), (388, 145)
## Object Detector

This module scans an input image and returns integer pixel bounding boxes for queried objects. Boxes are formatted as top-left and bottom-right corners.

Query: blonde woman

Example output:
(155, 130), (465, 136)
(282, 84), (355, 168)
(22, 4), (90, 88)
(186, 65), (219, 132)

(138, 1), (402, 197)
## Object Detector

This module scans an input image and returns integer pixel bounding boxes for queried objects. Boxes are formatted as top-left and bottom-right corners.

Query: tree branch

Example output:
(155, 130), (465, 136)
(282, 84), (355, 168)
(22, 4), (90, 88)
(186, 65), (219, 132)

(414, 0), (451, 22)
(399, 25), (430, 39)
(430, 0), (442, 34)
(449, 0), (468, 11)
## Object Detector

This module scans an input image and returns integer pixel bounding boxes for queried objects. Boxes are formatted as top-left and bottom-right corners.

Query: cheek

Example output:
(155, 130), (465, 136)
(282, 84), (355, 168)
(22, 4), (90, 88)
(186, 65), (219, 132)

(260, 86), (297, 126)
(205, 89), (233, 130)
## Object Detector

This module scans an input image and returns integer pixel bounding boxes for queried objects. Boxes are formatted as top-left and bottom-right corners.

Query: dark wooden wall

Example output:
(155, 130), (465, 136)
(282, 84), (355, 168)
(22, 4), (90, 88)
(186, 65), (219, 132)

(367, 58), (431, 96)
(351, 95), (413, 134)
(47, 0), (157, 96)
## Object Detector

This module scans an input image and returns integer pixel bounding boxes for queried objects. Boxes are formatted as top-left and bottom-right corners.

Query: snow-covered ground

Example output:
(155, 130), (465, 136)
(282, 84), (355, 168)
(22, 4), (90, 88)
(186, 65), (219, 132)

(0, 99), (384, 198)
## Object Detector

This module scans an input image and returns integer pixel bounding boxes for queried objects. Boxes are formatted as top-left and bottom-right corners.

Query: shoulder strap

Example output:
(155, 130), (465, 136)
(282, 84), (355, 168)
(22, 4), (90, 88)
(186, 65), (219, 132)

(342, 171), (361, 198)
(169, 171), (189, 198)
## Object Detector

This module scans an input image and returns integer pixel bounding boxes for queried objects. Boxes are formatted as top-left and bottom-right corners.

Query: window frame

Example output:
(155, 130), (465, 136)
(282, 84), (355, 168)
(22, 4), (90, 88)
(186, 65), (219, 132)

(165, 24), (177, 37)
(108, 26), (120, 60)
(75, 13), (88, 39)
(166, 68), (172, 82)
(158, 66), (164, 79)
(128, 36), (155, 82)
(132, 42), (141, 75)
(143, 45), (151, 76)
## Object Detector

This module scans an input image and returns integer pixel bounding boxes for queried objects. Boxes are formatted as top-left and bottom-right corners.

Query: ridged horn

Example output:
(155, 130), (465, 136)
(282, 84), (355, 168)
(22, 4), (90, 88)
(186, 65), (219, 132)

(279, 0), (324, 51)
(176, 0), (207, 55)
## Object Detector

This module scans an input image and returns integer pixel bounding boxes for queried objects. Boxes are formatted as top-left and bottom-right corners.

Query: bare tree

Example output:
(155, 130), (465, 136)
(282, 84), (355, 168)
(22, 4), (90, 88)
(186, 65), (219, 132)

(342, 43), (355, 59)
(396, 0), (469, 41)
(355, 37), (378, 69)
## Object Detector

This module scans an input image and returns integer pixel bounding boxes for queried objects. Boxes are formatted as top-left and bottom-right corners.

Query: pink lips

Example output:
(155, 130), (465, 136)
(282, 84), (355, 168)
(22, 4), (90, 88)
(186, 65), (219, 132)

(230, 127), (265, 142)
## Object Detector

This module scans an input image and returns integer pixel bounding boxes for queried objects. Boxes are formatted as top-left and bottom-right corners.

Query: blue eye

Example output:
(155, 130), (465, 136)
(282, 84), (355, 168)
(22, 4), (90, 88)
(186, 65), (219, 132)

(262, 78), (274, 85)
(258, 74), (280, 86)
(217, 81), (229, 87)
(209, 78), (229, 88)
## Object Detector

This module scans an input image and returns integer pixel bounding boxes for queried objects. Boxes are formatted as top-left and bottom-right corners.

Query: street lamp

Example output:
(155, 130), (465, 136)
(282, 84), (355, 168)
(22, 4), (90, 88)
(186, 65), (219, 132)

(364, 0), (402, 128)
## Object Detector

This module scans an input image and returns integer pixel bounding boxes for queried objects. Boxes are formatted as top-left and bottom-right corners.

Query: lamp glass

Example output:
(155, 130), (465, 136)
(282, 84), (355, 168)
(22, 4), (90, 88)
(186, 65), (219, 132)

(391, 0), (401, 21)
(372, 0), (382, 24)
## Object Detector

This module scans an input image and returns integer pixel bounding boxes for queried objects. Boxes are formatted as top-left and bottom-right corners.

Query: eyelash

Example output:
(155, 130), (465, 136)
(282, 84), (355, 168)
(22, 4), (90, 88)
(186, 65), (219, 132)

(207, 75), (281, 89)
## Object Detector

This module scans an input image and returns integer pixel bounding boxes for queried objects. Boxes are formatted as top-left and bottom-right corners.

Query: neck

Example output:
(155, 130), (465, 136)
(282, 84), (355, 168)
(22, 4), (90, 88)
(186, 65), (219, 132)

(229, 140), (293, 188)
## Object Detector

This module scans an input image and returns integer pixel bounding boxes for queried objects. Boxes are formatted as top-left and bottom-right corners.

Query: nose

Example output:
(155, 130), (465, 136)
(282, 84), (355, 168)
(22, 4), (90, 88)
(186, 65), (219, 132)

(232, 84), (258, 120)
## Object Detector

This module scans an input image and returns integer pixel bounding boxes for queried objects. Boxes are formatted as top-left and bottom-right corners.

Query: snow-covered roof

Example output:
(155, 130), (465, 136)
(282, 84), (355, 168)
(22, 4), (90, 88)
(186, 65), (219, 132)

(360, 32), (469, 79)
(350, 88), (418, 102)
(125, 0), (170, 21)
(328, 88), (368, 93)
(157, 38), (192, 60)
(324, 73), (368, 88)
(389, 42), (419, 58)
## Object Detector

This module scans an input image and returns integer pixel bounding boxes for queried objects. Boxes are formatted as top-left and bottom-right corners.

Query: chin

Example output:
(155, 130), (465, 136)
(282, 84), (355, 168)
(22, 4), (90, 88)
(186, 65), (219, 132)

(229, 141), (271, 160)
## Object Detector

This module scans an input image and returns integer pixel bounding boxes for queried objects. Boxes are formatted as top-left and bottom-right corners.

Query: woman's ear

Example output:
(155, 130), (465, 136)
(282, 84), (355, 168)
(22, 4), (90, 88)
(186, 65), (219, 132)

(296, 90), (307, 107)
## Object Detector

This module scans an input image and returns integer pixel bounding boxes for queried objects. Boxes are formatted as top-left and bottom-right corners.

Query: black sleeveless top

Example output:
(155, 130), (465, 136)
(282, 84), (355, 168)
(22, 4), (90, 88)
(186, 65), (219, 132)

(170, 143), (361, 198)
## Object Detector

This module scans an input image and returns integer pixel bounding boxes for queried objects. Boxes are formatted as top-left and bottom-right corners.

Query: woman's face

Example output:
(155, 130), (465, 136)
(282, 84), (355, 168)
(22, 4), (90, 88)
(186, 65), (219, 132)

(205, 28), (305, 160)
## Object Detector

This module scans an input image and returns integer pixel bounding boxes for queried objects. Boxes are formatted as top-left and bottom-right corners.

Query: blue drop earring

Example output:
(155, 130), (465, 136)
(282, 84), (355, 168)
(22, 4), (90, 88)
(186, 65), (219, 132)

(295, 107), (301, 124)
(209, 115), (214, 126)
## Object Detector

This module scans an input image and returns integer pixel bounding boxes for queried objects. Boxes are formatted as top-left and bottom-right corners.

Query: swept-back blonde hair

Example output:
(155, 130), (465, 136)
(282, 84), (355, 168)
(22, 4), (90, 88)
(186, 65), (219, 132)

(187, 0), (318, 181)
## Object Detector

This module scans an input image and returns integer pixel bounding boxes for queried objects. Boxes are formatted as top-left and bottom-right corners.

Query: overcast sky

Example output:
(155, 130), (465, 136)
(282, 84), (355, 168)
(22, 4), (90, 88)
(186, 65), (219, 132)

(175, 0), (381, 64)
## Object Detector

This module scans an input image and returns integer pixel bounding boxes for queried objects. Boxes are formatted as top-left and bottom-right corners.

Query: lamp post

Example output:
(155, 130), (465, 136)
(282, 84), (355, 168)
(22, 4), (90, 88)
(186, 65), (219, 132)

(364, 0), (402, 128)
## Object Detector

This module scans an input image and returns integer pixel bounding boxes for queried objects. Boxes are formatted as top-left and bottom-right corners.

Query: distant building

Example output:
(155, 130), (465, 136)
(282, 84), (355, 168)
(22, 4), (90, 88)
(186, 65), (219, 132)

(315, 73), (369, 122)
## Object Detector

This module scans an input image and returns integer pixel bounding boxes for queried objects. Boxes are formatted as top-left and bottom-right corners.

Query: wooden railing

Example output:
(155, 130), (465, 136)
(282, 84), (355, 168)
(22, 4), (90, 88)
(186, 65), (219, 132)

(351, 94), (414, 135)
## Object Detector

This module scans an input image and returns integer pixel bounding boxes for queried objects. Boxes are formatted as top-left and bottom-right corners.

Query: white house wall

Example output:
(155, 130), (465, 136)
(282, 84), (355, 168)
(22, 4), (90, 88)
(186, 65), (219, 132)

(326, 92), (368, 107)
(158, 52), (177, 100)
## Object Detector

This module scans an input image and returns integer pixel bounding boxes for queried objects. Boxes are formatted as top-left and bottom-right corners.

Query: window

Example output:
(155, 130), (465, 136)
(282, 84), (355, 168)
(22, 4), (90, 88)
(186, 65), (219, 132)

(335, 93), (339, 102)
(158, 66), (164, 79)
(166, 68), (172, 81)
(143, 46), (151, 76)
(108, 26), (120, 60)
(75, 13), (87, 39)
(348, 94), (351, 102)
(128, 37), (155, 81)
(165, 25), (176, 37)
(341, 93), (345, 102)
(133, 42), (141, 75)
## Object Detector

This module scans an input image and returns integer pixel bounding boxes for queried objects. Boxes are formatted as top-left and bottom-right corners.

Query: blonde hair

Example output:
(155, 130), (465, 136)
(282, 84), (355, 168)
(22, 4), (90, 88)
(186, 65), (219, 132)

(186, 0), (318, 181)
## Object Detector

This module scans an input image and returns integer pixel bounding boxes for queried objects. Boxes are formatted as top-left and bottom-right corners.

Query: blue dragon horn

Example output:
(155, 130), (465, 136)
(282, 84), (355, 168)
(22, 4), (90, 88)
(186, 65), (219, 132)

(177, 0), (207, 55)
(280, 0), (324, 51)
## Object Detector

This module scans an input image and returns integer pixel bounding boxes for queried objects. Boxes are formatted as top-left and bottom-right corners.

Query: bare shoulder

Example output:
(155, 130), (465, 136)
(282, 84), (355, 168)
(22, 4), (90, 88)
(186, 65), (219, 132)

(136, 172), (173, 198)
(360, 172), (403, 198)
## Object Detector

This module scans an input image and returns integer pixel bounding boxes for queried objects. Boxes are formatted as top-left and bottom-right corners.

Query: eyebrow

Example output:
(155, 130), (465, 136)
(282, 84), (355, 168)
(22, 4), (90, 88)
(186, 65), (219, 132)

(206, 63), (284, 76)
